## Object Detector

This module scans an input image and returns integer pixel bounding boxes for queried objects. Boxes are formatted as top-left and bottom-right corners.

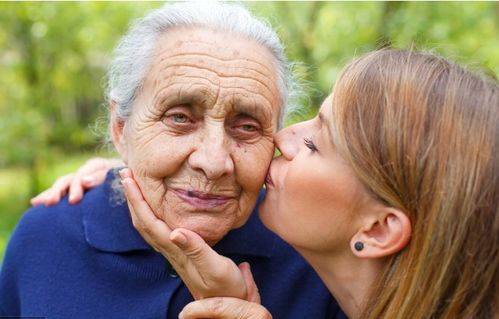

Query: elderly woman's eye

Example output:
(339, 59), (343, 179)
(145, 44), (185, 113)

(240, 124), (258, 132)
(228, 115), (263, 141)
(170, 114), (189, 123)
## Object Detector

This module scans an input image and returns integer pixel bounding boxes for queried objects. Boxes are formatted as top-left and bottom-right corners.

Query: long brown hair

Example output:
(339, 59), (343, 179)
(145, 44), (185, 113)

(331, 49), (498, 318)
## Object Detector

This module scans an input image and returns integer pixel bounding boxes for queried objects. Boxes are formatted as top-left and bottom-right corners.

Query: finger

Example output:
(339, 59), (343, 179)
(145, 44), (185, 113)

(171, 228), (247, 299)
(69, 166), (111, 204)
(83, 168), (109, 188)
(32, 186), (66, 207)
(30, 189), (53, 206)
(44, 189), (63, 207)
(80, 175), (96, 188)
(170, 228), (242, 280)
(238, 262), (260, 303)
(179, 297), (272, 319)
(121, 175), (173, 249)
(51, 174), (74, 196)
(170, 228), (218, 264)
(68, 176), (84, 204)
(35, 174), (74, 206)
(119, 167), (133, 179)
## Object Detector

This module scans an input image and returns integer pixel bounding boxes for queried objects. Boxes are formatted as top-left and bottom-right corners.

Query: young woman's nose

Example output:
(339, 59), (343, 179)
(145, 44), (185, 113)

(274, 120), (314, 160)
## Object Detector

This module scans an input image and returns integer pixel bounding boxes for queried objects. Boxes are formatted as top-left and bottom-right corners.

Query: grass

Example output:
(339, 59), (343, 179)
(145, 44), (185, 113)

(0, 151), (114, 262)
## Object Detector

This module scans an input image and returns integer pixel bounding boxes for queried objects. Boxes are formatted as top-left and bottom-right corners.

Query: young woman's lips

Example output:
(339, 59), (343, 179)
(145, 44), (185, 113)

(265, 169), (274, 187)
(173, 189), (233, 209)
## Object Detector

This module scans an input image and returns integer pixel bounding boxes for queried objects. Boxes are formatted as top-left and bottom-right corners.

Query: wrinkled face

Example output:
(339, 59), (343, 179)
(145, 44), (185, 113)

(114, 27), (281, 245)
(260, 96), (378, 254)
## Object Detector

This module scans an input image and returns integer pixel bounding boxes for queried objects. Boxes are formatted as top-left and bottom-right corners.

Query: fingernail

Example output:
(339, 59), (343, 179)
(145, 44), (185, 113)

(171, 229), (187, 246)
(121, 178), (129, 190)
(119, 169), (126, 179)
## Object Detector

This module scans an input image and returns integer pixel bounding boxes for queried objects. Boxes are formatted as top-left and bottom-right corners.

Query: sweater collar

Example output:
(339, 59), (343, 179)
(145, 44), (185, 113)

(83, 170), (276, 258)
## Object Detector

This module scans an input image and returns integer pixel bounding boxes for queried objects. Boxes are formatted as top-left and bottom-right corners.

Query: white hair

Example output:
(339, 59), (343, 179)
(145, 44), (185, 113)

(106, 1), (297, 129)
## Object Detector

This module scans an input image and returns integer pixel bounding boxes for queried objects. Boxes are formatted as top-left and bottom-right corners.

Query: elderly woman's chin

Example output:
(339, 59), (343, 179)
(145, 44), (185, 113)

(158, 191), (253, 245)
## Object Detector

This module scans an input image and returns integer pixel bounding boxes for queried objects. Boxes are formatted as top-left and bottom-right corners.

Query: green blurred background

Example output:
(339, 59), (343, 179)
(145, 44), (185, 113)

(1, 2), (498, 261)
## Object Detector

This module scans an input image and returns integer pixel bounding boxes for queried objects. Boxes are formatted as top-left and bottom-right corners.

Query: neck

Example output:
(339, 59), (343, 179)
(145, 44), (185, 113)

(298, 248), (384, 319)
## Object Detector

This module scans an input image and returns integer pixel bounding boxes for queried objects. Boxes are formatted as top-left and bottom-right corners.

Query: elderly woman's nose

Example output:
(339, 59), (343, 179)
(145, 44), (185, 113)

(188, 138), (235, 180)
(274, 120), (312, 160)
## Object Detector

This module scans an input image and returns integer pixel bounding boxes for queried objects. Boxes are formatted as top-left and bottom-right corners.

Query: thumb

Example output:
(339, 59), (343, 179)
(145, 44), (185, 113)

(239, 262), (260, 303)
(180, 298), (272, 319)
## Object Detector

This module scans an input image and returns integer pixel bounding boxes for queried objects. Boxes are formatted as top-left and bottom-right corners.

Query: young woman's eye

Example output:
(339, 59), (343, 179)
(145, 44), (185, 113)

(304, 137), (319, 152)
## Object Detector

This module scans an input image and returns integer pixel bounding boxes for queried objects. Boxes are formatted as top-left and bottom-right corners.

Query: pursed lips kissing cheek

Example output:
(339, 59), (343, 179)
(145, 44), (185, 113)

(265, 166), (274, 188)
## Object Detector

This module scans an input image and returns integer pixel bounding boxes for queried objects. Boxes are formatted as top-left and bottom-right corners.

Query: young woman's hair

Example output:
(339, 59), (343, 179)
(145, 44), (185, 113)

(331, 49), (498, 318)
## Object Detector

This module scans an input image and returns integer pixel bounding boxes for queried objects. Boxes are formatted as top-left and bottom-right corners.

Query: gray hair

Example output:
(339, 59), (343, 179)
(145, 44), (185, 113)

(106, 1), (297, 130)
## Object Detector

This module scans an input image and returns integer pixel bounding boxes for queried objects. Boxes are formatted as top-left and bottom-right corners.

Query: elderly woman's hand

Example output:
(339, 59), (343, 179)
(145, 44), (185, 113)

(30, 157), (123, 206)
(120, 168), (255, 301)
(179, 298), (272, 319)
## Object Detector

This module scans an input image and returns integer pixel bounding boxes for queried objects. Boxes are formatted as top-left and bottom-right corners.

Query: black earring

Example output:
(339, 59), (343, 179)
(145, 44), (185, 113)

(354, 241), (364, 252)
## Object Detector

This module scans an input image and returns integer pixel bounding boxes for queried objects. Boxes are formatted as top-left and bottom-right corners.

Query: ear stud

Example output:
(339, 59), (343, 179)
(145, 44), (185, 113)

(354, 241), (364, 251)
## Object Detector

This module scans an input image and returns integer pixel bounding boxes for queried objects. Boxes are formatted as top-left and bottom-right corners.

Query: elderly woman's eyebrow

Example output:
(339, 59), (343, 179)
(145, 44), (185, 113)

(231, 101), (274, 124)
(154, 86), (216, 109)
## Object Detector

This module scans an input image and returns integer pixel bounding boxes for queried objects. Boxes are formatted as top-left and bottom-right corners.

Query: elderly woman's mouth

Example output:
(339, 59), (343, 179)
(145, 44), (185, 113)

(172, 188), (235, 209)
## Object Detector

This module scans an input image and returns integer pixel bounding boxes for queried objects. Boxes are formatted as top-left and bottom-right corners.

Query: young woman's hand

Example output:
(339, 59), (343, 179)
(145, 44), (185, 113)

(30, 157), (123, 206)
(179, 297), (272, 319)
(120, 168), (256, 301)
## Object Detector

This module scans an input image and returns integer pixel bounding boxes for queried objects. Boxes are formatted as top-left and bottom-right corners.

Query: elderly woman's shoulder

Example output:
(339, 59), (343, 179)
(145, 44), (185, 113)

(0, 191), (106, 308)
(9, 198), (86, 252)
(5, 182), (110, 262)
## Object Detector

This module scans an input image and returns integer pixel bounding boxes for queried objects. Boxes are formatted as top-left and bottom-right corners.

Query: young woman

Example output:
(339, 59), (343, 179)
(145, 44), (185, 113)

(32, 49), (499, 318)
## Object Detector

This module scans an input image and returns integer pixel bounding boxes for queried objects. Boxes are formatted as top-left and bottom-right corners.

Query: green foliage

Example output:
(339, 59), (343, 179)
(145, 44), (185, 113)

(0, 2), (497, 260)
(249, 2), (498, 124)
(0, 2), (161, 166)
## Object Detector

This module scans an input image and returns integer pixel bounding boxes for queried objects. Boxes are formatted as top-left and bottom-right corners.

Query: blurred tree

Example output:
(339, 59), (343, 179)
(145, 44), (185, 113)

(0, 2), (160, 195)
(250, 1), (498, 123)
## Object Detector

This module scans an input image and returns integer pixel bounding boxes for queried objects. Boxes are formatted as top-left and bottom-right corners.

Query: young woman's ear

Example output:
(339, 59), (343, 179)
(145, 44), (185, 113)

(350, 208), (411, 258)
(110, 100), (128, 163)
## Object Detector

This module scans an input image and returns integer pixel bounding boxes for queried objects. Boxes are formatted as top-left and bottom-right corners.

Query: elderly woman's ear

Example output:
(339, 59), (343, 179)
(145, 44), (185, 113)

(350, 208), (412, 259)
(110, 100), (128, 163)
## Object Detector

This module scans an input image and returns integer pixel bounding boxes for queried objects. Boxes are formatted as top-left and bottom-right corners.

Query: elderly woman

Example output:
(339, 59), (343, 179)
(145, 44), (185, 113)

(0, 3), (345, 318)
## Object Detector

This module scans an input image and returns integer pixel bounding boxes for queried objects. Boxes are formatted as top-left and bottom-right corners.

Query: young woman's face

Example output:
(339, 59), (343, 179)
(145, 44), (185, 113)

(260, 95), (377, 254)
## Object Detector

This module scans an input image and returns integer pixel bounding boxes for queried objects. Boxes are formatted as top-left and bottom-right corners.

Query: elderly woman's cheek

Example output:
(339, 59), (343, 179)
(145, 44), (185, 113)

(133, 134), (194, 177)
(236, 139), (275, 190)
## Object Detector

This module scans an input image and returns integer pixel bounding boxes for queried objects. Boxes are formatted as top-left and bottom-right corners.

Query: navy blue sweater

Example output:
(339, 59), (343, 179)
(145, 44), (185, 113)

(0, 171), (346, 318)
